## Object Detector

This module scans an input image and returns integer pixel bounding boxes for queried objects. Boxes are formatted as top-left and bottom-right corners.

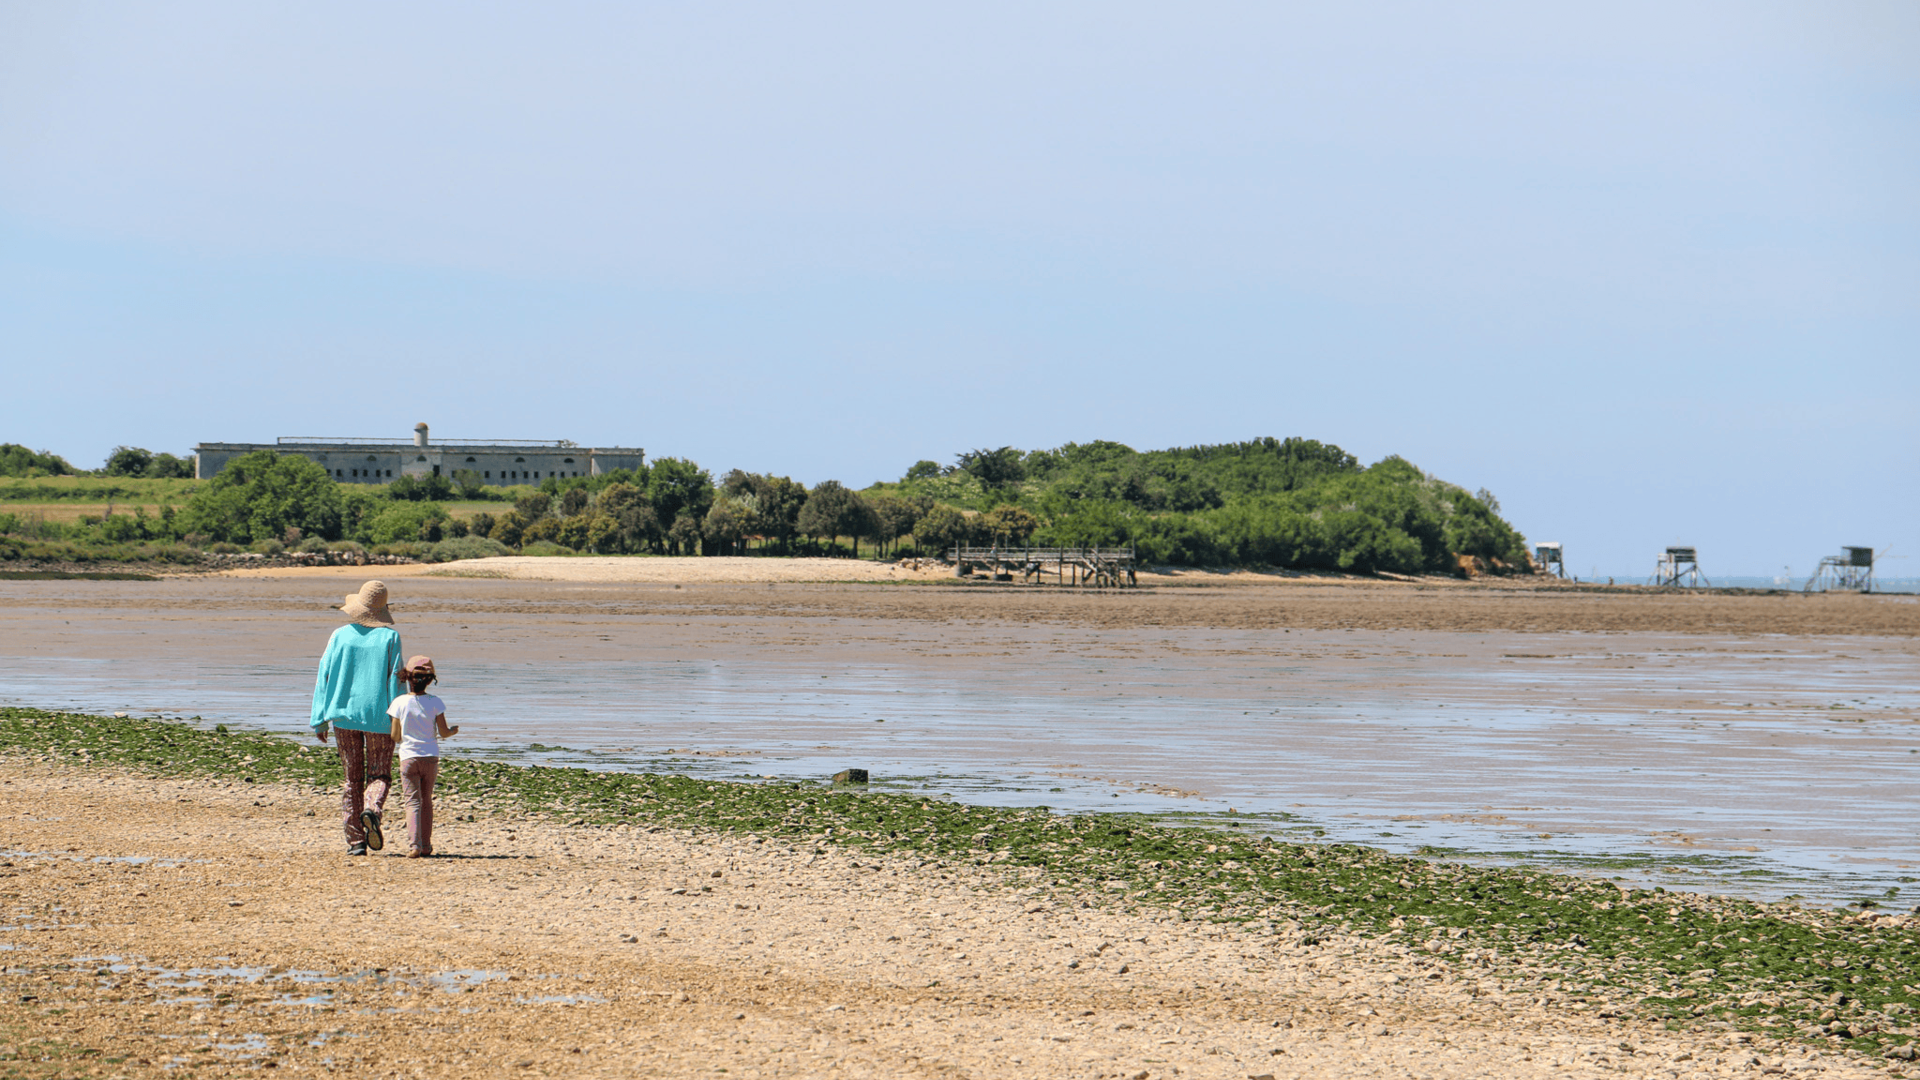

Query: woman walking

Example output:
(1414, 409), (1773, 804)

(311, 580), (404, 855)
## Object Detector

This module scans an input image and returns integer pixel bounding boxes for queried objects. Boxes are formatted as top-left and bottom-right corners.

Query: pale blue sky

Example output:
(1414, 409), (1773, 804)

(2, 2), (1914, 577)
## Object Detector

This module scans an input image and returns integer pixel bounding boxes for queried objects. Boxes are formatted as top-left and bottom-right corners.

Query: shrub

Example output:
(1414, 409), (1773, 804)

(146, 452), (195, 479)
(175, 450), (342, 544)
(295, 537), (330, 554)
(913, 504), (973, 555)
(520, 540), (573, 557)
(0, 445), (75, 478)
(488, 510), (530, 547)
(250, 538), (285, 556)
(327, 540), (365, 554)
(206, 542), (243, 555)
(366, 501), (448, 545)
(388, 474), (454, 502)
(103, 446), (153, 477)
(424, 535), (512, 563)
(370, 542), (429, 558)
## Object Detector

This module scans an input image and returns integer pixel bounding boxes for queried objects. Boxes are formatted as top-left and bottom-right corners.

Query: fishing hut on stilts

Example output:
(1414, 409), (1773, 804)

(1650, 545), (1710, 588)
(1804, 546), (1876, 593)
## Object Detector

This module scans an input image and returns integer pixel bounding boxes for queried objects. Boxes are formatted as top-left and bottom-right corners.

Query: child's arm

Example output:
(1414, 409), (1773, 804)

(434, 713), (459, 738)
(391, 716), (404, 743)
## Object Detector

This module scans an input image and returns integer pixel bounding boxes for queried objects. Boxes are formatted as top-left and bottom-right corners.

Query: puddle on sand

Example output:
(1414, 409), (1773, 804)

(426, 968), (509, 993)
(55, 956), (527, 1014)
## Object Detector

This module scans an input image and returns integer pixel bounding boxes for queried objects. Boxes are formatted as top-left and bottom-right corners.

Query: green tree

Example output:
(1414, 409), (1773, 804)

(797, 481), (876, 557)
(648, 458), (714, 527)
(595, 482), (659, 553)
(1041, 498), (1132, 548)
(520, 516), (567, 548)
(0, 444), (74, 477)
(515, 491), (552, 520)
(720, 470), (808, 552)
(451, 469), (488, 499)
(984, 504), (1038, 545)
(584, 513), (620, 553)
(703, 496), (756, 556)
(147, 452), (194, 479)
(103, 446), (153, 477)
(912, 504), (974, 556)
(904, 459), (943, 481)
(867, 494), (926, 555)
(489, 510), (532, 547)
(176, 451), (343, 544)
(956, 446), (1026, 490)
(389, 473), (454, 502)
(666, 510), (703, 556)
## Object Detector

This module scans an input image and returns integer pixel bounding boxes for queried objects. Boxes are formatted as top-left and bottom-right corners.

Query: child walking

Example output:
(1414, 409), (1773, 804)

(387, 656), (459, 858)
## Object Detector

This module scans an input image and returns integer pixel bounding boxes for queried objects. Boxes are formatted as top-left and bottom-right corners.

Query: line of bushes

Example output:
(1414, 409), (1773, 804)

(1, 436), (1533, 574)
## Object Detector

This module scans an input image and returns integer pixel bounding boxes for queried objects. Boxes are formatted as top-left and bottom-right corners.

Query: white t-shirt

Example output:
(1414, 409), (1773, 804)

(387, 693), (447, 760)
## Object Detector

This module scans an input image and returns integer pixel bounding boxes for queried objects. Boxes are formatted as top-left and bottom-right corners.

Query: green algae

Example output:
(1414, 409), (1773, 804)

(1, 706), (1915, 1059)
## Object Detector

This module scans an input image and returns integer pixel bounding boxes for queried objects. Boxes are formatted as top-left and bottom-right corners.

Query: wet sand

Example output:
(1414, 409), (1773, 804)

(1, 573), (1916, 903)
(0, 761), (1890, 1079)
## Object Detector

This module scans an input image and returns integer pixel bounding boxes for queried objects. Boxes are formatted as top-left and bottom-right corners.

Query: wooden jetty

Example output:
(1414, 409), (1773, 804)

(948, 545), (1137, 588)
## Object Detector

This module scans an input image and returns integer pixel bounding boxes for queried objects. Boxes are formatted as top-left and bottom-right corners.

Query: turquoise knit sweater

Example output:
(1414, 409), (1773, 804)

(310, 624), (404, 734)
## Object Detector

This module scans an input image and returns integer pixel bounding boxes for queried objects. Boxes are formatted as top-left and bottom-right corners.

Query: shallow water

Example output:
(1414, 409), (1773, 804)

(1, 592), (1915, 908)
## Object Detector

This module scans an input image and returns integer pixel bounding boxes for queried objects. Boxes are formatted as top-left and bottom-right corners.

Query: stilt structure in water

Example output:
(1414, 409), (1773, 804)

(1803, 546), (1875, 593)
(949, 545), (1137, 587)
(1650, 545), (1710, 588)
(1533, 541), (1566, 579)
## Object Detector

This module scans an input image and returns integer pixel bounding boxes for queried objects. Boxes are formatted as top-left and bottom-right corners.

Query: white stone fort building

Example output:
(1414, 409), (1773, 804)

(194, 424), (644, 487)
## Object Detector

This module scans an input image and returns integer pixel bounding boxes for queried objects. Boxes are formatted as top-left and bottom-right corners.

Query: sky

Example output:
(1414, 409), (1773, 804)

(1, 2), (1914, 578)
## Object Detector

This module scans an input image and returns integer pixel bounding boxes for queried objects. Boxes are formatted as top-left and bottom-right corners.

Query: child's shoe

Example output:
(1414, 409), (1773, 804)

(362, 810), (384, 851)
(347, 842), (368, 856)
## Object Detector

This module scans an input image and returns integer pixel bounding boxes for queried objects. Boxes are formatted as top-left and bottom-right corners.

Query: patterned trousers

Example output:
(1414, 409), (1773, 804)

(335, 729), (394, 845)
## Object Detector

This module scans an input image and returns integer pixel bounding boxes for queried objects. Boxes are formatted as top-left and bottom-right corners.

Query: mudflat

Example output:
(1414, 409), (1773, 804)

(1, 570), (1915, 892)
(0, 762), (1887, 1079)
(150, 557), (1920, 635)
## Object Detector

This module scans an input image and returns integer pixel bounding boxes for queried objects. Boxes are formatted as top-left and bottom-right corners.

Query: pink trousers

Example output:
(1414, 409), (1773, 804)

(401, 756), (440, 855)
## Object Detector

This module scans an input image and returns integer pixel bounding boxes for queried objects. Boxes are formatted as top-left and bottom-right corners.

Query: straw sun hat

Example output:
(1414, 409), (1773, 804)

(340, 580), (394, 628)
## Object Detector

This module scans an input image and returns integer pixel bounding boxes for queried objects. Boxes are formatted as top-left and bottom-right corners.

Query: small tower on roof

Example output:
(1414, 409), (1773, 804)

(414, 422), (429, 448)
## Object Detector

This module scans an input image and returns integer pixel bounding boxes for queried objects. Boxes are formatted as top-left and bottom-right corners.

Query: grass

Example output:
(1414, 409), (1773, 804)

(0, 476), (199, 504)
(1, 705), (1915, 1061)
(0, 503), (175, 524)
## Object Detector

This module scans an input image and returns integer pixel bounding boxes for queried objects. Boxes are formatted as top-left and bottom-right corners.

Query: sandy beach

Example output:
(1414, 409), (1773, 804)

(0, 759), (1893, 1079)
(1, 567), (1915, 1076)
(191, 556), (1920, 636)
